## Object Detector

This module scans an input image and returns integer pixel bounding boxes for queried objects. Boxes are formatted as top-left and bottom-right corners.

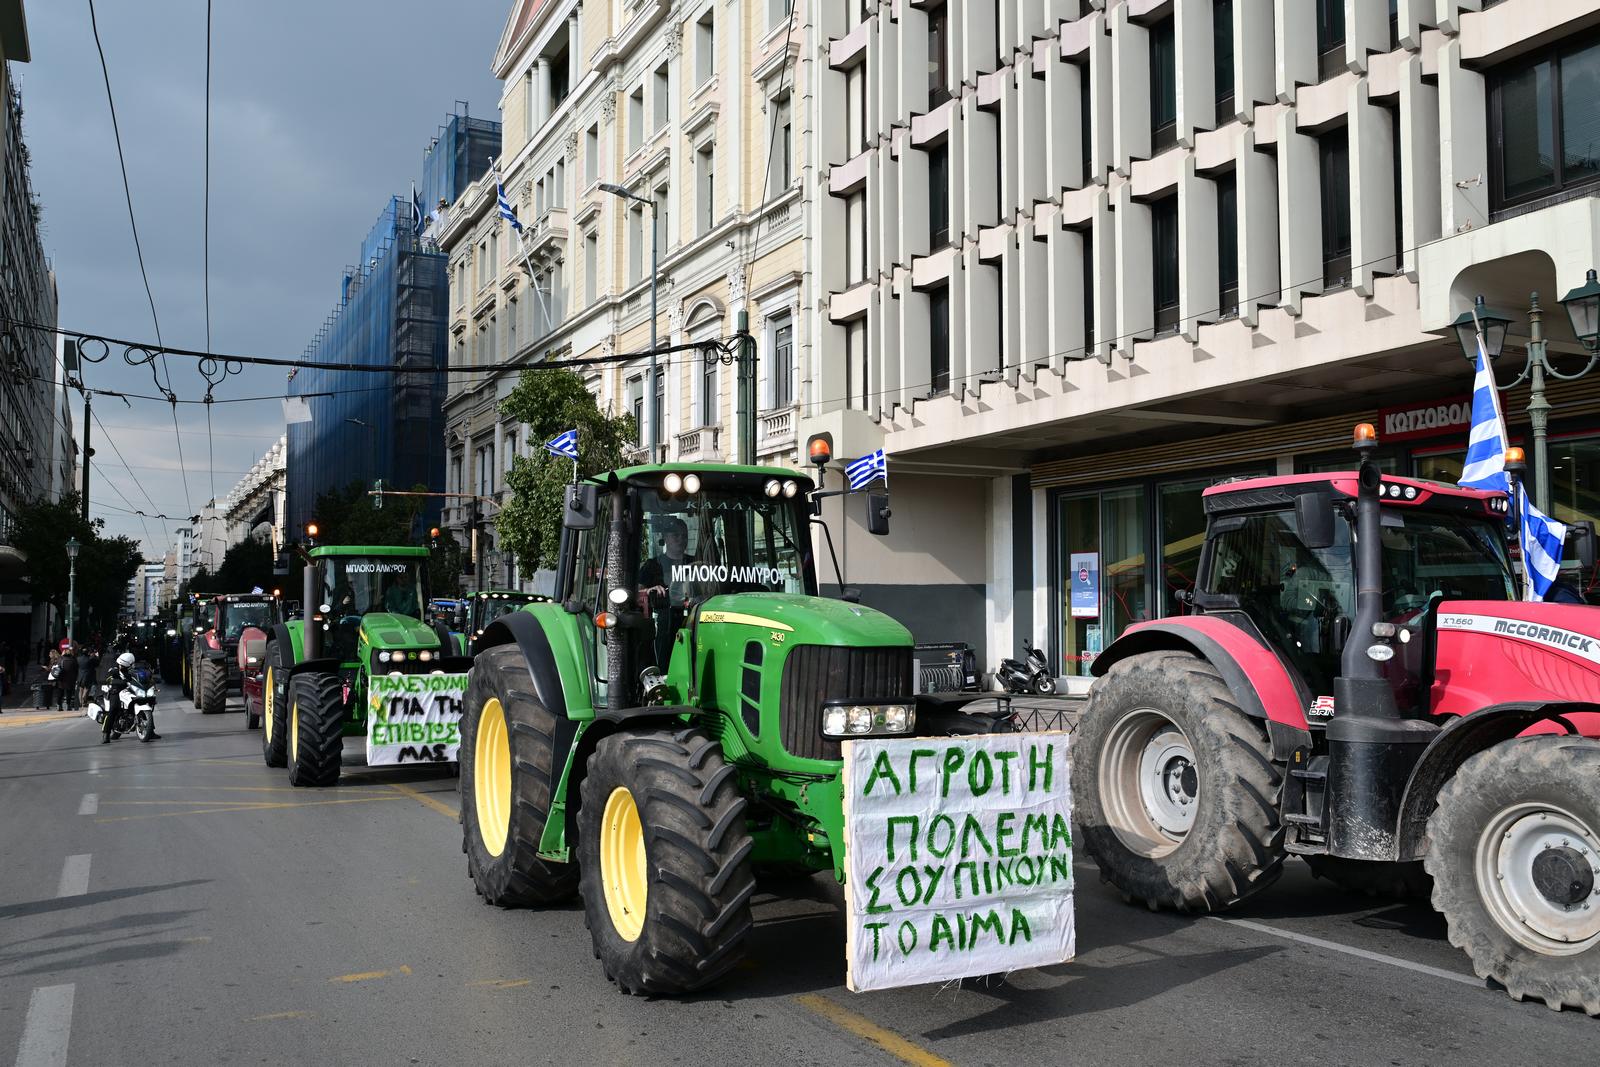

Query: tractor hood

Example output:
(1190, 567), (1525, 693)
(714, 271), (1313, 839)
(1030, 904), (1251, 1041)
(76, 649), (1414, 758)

(358, 613), (443, 651)
(1431, 600), (1600, 716)
(694, 594), (912, 647)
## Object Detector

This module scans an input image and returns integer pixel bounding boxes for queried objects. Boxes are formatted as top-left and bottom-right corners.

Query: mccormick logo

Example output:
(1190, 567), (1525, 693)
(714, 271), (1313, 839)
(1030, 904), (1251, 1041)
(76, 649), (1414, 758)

(1490, 619), (1596, 653)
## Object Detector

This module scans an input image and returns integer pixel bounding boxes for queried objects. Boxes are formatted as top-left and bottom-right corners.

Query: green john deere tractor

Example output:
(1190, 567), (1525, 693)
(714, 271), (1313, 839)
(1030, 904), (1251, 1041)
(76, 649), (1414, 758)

(465, 589), (550, 654)
(458, 457), (1014, 995)
(262, 543), (473, 787)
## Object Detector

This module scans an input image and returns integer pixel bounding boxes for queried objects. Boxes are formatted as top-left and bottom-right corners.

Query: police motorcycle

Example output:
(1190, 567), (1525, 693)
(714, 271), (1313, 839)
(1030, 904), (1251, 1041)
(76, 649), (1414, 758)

(88, 653), (158, 743)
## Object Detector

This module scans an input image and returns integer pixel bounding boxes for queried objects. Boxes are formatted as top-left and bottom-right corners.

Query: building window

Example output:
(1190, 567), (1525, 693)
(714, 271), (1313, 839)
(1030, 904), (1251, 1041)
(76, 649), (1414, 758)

(628, 377), (644, 445)
(550, 46), (570, 108)
(628, 205), (644, 283)
(504, 431), (518, 471)
(1082, 228), (1095, 352)
(846, 63), (868, 156)
(771, 311), (793, 408)
(508, 296), (518, 355)
(654, 182), (670, 252)
(654, 63), (670, 131)
(1217, 171), (1238, 316)
(585, 124), (599, 184)
(845, 317), (869, 408)
(1079, 66), (1091, 183)
(584, 232), (598, 304)
(845, 190), (867, 285)
(769, 0), (790, 30)
(1319, 127), (1352, 288)
(1316, 0), (1345, 81)
(1150, 17), (1177, 152)
(696, 143), (716, 233)
(1490, 34), (1600, 213)
(700, 356), (717, 427)
(928, 142), (949, 248)
(929, 286), (950, 394)
(524, 70), (535, 141)
(553, 159), (565, 209)
(1152, 196), (1179, 332)
(695, 8), (715, 87)
(535, 178), (546, 215)
(928, 2), (950, 107)
(654, 372), (666, 444)
(1214, 0), (1234, 117)
(628, 85), (645, 151)
(1389, 0), (1399, 51)
(770, 92), (793, 191)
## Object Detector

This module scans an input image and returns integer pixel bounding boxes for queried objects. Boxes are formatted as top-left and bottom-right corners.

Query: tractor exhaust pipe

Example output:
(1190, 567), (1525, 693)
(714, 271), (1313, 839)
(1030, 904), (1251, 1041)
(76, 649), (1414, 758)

(1324, 423), (1431, 862)
(605, 488), (631, 708)
(302, 548), (319, 661)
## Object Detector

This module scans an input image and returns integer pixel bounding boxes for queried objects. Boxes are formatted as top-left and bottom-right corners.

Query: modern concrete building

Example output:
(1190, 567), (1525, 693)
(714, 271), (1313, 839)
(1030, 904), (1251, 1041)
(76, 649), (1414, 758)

(804, 0), (1600, 681)
(439, 0), (806, 591)
(221, 435), (286, 559)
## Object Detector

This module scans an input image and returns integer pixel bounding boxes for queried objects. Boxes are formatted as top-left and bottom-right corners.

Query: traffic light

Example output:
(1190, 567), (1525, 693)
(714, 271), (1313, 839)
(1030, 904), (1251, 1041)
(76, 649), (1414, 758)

(468, 499), (482, 530)
(429, 526), (441, 550)
(373, 479), (384, 510)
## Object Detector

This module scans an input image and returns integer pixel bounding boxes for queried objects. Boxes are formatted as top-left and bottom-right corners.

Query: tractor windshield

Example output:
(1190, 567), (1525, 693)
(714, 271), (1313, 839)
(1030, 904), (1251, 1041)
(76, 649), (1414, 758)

(1379, 511), (1516, 613)
(321, 557), (425, 620)
(637, 487), (811, 603)
(222, 602), (276, 640)
(473, 595), (530, 633)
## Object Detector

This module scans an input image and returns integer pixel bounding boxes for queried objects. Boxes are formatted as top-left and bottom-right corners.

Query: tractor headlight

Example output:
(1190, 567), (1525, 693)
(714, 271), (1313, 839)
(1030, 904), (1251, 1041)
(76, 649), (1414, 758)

(782, 480), (798, 498)
(608, 586), (631, 606)
(418, 650), (432, 662)
(378, 650), (392, 663)
(683, 473), (702, 494)
(821, 702), (918, 738)
(664, 472), (683, 494)
(764, 479), (782, 497)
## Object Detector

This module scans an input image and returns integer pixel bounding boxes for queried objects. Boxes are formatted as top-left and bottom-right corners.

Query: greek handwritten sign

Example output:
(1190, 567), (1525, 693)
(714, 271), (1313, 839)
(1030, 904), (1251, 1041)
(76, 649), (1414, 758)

(366, 673), (468, 765)
(842, 733), (1074, 992)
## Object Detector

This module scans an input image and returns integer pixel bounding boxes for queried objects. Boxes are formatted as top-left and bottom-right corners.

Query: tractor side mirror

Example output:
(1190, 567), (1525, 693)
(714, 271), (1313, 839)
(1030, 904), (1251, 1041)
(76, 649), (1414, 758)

(563, 484), (599, 531)
(1295, 491), (1336, 549)
(866, 492), (891, 536)
(1570, 521), (1597, 571)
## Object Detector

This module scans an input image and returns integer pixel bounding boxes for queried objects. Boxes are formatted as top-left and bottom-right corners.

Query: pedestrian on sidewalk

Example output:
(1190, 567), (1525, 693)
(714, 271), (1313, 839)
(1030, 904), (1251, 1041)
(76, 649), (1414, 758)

(55, 644), (79, 711)
(77, 646), (97, 709)
(44, 650), (61, 710)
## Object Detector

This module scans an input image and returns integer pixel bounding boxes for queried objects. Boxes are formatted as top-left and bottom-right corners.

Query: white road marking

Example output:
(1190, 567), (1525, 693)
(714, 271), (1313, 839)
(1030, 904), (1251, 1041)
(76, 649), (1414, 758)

(77, 793), (98, 815)
(55, 855), (90, 898)
(14, 983), (74, 1067)
(1210, 916), (1482, 988)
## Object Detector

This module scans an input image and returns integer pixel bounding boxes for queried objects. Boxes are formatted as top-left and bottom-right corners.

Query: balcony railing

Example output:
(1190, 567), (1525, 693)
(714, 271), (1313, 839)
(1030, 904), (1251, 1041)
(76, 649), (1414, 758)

(757, 407), (797, 455)
(675, 425), (721, 462)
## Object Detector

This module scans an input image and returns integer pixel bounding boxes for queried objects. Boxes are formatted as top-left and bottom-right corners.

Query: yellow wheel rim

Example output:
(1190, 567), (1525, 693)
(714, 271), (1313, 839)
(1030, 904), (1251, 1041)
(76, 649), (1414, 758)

(264, 665), (275, 741)
(600, 786), (648, 942)
(290, 692), (300, 760)
(474, 698), (511, 858)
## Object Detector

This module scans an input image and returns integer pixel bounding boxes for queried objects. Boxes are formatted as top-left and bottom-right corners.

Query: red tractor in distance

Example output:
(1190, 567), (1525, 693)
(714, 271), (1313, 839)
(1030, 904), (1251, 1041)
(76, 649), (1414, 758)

(1075, 424), (1600, 1015)
(191, 592), (282, 724)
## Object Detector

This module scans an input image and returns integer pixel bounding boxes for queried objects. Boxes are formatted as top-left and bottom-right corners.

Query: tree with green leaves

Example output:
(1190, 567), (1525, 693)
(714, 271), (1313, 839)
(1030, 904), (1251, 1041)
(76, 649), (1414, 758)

(496, 368), (636, 572)
(10, 492), (144, 640)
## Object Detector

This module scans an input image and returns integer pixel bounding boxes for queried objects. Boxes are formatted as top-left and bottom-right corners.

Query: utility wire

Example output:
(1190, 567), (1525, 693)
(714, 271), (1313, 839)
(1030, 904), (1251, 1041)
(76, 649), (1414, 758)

(85, 0), (195, 521)
(202, 0), (216, 506)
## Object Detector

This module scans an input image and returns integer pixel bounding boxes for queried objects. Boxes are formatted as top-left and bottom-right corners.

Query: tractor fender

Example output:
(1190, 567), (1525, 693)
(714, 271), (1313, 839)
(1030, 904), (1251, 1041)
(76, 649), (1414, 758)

(1092, 617), (1312, 759)
(284, 657), (342, 680)
(266, 623), (299, 666)
(1394, 701), (1600, 859)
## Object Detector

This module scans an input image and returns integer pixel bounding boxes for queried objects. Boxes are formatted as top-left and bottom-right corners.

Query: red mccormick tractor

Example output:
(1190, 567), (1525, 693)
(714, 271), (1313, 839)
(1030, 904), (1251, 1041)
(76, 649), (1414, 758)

(191, 593), (283, 718)
(1075, 425), (1600, 1014)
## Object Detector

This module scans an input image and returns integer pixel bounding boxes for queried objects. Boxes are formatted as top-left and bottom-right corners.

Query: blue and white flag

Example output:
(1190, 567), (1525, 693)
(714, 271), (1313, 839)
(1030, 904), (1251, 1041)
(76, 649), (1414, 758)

(846, 448), (887, 491)
(496, 174), (523, 233)
(544, 428), (578, 460)
(1518, 486), (1567, 602)
(1457, 333), (1511, 494)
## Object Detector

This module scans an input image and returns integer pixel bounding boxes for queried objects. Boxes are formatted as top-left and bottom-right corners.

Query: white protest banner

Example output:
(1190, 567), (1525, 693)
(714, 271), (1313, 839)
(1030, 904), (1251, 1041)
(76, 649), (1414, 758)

(842, 733), (1074, 992)
(366, 673), (468, 765)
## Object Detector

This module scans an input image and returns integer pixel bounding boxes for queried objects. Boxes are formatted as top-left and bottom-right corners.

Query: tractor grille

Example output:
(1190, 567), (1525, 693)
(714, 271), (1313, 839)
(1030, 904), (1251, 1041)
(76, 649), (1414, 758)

(779, 645), (913, 762)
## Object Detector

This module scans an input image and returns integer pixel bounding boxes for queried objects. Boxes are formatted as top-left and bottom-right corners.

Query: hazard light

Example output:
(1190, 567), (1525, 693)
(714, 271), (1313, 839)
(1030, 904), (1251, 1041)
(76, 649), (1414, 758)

(1353, 422), (1378, 445)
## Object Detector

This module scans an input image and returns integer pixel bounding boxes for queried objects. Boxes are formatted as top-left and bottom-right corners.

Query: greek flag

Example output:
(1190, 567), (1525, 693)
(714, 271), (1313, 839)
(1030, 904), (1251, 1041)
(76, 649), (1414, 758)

(496, 178), (523, 233)
(544, 428), (578, 460)
(1518, 485), (1567, 601)
(1457, 334), (1510, 494)
(846, 449), (887, 490)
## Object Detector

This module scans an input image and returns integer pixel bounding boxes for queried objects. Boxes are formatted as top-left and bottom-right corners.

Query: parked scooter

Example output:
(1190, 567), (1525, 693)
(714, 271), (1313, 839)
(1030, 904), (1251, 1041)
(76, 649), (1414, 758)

(997, 638), (1056, 695)
(87, 665), (158, 742)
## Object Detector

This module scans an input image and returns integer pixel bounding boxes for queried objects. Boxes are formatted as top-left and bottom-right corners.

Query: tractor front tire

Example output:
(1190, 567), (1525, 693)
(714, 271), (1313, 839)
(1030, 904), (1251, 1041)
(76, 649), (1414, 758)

(1304, 856), (1432, 900)
(191, 652), (203, 709)
(1073, 650), (1286, 911)
(180, 652), (192, 699)
(286, 672), (344, 788)
(459, 646), (579, 907)
(199, 658), (227, 715)
(578, 728), (755, 996)
(1424, 736), (1600, 1016)
(261, 643), (288, 768)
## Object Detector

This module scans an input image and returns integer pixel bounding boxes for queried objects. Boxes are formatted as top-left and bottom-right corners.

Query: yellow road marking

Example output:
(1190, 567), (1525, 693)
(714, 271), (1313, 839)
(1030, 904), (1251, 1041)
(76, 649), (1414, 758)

(95, 795), (405, 822)
(247, 1011), (312, 1022)
(389, 780), (457, 819)
(466, 978), (532, 989)
(111, 785), (302, 793)
(330, 965), (411, 983)
(102, 800), (283, 806)
(0, 711), (82, 729)
(181, 936), (212, 943)
(794, 994), (952, 1067)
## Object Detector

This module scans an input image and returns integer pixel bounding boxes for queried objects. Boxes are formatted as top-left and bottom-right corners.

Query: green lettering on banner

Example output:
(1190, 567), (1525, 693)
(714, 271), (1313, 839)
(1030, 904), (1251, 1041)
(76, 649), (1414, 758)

(970, 909), (1005, 948)
(920, 865), (945, 905)
(926, 813), (957, 859)
(1050, 856), (1071, 882)
(1021, 813), (1049, 852)
(866, 921), (888, 960)
(864, 866), (891, 914)
(898, 920), (918, 956)
(907, 748), (936, 794)
(995, 811), (1018, 857)
(864, 750), (903, 796)
(929, 914), (954, 953)
(1028, 743), (1055, 793)
(895, 866), (923, 909)
(1050, 813), (1072, 851)
(959, 814), (994, 858)
(940, 747), (965, 798)
(1015, 856), (1036, 886)
(953, 861), (979, 899)
(993, 858), (1012, 893)
(1009, 908), (1032, 944)
(885, 815), (919, 862)
(994, 749), (1018, 794)
(968, 750), (993, 796)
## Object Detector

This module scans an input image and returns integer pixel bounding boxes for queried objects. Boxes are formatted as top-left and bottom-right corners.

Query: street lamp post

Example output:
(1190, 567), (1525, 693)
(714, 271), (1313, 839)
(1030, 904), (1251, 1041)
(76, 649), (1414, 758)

(65, 537), (80, 645)
(1451, 276), (1600, 515)
(600, 182), (660, 461)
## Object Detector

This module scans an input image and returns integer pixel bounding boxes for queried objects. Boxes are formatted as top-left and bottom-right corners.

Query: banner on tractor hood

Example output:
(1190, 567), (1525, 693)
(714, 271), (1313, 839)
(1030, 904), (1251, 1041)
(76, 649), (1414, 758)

(366, 673), (468, 765)
(841, 733), (1075, 992)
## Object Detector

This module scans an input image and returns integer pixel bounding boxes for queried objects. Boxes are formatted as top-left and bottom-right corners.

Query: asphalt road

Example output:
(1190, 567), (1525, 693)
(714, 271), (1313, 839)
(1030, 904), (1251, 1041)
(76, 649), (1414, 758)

(1, 686), (1595, 1067)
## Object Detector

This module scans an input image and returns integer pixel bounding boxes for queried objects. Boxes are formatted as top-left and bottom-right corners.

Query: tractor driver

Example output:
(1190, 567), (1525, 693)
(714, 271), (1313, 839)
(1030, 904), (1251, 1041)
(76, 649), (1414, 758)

(639, 515), (696, 666)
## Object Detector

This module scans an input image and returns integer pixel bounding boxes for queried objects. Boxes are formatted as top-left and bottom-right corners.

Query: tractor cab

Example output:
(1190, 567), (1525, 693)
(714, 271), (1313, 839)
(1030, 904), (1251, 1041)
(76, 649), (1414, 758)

(467, 590), (549, 652)
(306, 546), (433, 669)
(1196, 470), (1517, 711)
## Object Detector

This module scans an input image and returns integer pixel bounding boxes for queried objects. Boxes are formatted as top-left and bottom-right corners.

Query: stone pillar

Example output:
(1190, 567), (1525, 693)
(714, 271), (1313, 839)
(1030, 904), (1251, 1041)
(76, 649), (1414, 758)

(1276, 107), (1321, 315)
(1111, 3), (1149, 175)
(1178, 156), (1219, 341)
(1349, 79), (1397, 294)
(1275, 0), (1315, 104)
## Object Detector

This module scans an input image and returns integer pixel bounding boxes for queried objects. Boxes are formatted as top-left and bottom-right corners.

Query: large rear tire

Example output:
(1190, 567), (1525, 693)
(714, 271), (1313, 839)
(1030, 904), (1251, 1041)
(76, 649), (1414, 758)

(180, 650), (192, 699)
(199, 658), (227, 715)
(578, 728), (755, 995)
(1072, 650), (1285, 911)
(261, 643), (287, 768)
(286, 672), (344, 788)
(191, 650), (203, 709)
(459, 645), (579, 906)
(1424, 736), (1600, 1015)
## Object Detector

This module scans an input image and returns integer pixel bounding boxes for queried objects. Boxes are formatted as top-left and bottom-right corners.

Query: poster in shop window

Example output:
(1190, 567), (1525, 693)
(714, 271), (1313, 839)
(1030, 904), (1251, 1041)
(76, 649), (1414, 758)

(1069, 552), (1099, 618)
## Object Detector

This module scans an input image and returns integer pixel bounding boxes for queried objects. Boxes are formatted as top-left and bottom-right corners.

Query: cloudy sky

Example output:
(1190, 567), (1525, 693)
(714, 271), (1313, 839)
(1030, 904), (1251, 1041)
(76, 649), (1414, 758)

(16, 0), (506, 559)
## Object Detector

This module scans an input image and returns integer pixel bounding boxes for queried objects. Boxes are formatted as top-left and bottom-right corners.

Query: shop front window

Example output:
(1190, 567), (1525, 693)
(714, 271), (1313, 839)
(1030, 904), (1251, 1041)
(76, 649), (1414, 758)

(1058, 488), (1147, 676)
(1159, 479), (1209, 615)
